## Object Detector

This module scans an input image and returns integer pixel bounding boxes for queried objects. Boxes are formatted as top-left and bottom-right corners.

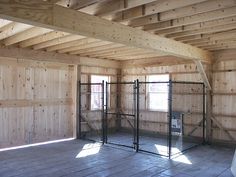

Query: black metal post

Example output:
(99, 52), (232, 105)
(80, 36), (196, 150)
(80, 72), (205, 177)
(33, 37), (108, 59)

(168, 80), (173, 159)
(102, 80), (105, 144)
(105, 81), (108, 143)
(203, 84), (206, 144)
(78, 81), (82, 139)
(133, 81), (136, 150)
(136, 79), (140, 152)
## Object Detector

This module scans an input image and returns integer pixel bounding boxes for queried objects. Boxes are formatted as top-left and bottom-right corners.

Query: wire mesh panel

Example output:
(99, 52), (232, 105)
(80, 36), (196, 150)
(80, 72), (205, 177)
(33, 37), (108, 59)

(138, 81), (170, 157)
(105, 82), (137, 149)
(79, 82), (104, 142)
(170, 81), (205, 156)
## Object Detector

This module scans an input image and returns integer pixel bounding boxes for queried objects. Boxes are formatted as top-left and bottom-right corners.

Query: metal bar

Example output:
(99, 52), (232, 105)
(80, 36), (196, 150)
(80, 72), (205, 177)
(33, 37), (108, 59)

(106, 142), (135, 149)
(139, 81), (170, 84)
(107, 82), (135, 85)
(135, 81), (203, 85)
(203, 84), (206, 144)
(136, 79), (140, 152)
(102, 80), (105, 144)
(171, 144), (200, 157)
(106, 112), (135, 117)
(133, 80), (137, 150)
(105, 81), (108, 143)
(78, 81), (82, 139)
(168, 80), (173, 159)
(79, 82), (103, 85)
(138, 149), (169, 157)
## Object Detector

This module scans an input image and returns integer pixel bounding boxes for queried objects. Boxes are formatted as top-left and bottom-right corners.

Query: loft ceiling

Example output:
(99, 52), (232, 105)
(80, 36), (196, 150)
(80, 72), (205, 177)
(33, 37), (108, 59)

(0, 0), (235, 62)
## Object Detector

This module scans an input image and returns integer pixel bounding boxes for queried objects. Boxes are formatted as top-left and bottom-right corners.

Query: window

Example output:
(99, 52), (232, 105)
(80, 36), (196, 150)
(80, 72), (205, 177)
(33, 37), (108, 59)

(147, 74), (169, 111)
(91, 75), (109, 110)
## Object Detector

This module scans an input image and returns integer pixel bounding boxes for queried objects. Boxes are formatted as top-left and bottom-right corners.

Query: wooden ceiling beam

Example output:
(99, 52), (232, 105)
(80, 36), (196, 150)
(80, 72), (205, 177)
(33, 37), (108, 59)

(19, 31), (70, 48)
(72, 45), (126, 56)
(0, 22), (32, 40)
(167, 23), (236, 39)
(152, 16), (236, 35)
(59, 41), (111, 54)
(46, 38), (100, 52)
(71, 43), (124, 55)
(129, 0), (235, 27)
(175, 35), (203, 42)
(0, 1), (211, 62)
(33, 35), (85, 50)
(181, 29), (236, 44)
(66, 0), (102, 10)
(0, 46), (121, 68)
(138, 5), (236, 30)
(93, 0), (157, 16)
(4, 27), (52, 46)
(113, 0), (207, 22)
(89, 47), (136, 58)
(0, 18), (11, 28)
(121, 56), (192, 68)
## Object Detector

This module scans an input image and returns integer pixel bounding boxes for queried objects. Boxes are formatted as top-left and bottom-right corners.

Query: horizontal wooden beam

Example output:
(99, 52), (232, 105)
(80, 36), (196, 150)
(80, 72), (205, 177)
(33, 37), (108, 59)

(46, 38), (100, 52)
(0, 46), (121, 68)
(152, 16), (236, 34)
(121, 56), (192, 68)
(4, 27), (52, 46)
(0, 22), (32, 40)
(0, 98), (72, 108)
(167, 23), (236, 39)
(114, 0), (207, 22)
(33, 35), (85, 50)
(141, 6), (236, 31)
(0, 1), (212, 62)
(19, 31), (70, 48)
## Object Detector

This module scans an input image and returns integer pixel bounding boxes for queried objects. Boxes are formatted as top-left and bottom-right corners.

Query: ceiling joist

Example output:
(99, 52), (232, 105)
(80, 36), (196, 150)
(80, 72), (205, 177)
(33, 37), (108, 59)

(0, 1), (212, 63)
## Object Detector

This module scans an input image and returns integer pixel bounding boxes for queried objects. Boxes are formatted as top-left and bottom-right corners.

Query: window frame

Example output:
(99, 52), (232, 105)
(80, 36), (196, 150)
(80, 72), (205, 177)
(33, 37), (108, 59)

(146, 74), (169, 112)
(90, 75), (110, 111)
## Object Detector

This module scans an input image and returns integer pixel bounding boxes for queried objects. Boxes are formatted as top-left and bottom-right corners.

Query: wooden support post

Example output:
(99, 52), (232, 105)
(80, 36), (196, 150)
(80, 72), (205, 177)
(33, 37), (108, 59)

(194, 60), (211, 90)
(206, 64), (213, 143)
(195, 60), (212, 143)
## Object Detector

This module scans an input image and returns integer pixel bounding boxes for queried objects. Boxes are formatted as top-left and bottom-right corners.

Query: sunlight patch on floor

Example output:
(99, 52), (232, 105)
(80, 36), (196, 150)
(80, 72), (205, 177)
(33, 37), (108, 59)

(0, 138), (74, 152)
(76, 143), (101, 158)
(155, 144), (192, 164)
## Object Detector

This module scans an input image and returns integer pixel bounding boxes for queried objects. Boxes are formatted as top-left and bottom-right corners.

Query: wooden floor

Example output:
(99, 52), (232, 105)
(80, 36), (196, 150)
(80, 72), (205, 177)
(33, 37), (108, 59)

(0, 139), (234, 177)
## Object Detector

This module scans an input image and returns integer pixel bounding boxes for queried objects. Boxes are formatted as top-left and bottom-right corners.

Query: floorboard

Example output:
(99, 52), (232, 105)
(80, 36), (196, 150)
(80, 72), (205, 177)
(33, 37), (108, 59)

(0, 139), (234, 177)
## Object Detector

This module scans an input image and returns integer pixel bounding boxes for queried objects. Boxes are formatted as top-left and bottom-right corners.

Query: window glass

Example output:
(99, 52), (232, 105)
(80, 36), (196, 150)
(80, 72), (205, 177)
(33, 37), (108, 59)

(91, 75), (109, 110)
(148, 75), (169, 111)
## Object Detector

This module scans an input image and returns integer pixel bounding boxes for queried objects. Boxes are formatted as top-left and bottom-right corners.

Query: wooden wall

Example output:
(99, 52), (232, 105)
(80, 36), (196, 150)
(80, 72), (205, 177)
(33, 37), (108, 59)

(0, 57), (76, 148)
(212, 49), (236, 143)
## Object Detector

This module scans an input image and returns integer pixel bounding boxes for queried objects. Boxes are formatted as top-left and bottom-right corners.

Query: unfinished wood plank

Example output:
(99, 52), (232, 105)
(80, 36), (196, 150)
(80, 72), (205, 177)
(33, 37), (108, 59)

(0, 2), (212, 62)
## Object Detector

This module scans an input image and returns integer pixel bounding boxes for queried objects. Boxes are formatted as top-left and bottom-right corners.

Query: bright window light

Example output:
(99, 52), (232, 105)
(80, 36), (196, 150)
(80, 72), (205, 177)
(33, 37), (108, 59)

(76, 143), (101, 158)
(91, 75), (109, 110)
(148, 74), (169, 111)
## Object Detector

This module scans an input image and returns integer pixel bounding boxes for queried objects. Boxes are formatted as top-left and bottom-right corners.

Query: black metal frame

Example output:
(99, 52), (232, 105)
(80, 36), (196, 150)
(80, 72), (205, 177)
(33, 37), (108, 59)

(105, 81), (138, 150)
(78, 81), (105, 143)
(169, 81), (206, 158)
(77, 80), (206, 159)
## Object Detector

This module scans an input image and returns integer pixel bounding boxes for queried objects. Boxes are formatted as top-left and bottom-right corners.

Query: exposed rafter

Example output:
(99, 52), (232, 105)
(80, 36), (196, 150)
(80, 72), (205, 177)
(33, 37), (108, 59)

(0, 1), (212, 62)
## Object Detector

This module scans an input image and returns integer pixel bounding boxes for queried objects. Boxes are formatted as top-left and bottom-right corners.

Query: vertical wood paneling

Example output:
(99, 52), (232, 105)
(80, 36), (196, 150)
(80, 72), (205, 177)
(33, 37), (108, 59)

(0, 58), (75, 148)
